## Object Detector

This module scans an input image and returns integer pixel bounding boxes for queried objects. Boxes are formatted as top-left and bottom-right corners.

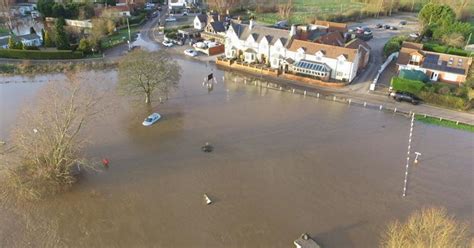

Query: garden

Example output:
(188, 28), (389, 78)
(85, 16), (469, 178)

(391, 76), (473, 110)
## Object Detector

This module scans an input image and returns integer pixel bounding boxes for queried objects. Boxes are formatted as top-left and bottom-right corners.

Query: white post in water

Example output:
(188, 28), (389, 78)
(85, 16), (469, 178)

(414, 152), (421, 164)
(402, 113), (415, 197)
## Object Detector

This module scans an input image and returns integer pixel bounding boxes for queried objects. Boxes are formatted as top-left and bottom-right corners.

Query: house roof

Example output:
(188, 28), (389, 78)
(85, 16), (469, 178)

(209, 21), (226, 33)
(313, 20), (348, 33)
(196, 14), (207, 23)
(345, 38), (370, 51)
(230, 22), (291, 46)
(287, 39), (359, 62)
(315, 31), (344, 46)
(397, 41), (472, 76)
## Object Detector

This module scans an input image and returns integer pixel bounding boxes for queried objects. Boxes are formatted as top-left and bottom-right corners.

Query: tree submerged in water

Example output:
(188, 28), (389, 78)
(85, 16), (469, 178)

(0, 74), (105, 201)
(118, 50), (181, 104)
(380, 207), (471, 248)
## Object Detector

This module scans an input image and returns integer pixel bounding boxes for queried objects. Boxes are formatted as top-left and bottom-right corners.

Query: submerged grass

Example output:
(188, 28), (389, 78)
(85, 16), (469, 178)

(415, 115), (474, 133)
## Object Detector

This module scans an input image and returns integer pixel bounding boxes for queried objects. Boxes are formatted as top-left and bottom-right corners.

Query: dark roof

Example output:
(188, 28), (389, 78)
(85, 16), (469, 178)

(196, 14), (207, 23)
(422, 54), (466, 75)
(229, 22), (291, 46)
(210, 21), (226, 33)
(293, 60), (331, 72)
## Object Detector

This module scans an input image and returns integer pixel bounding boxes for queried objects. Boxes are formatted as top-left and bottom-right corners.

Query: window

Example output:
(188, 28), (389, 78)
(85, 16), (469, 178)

(336, 72), (343, 77)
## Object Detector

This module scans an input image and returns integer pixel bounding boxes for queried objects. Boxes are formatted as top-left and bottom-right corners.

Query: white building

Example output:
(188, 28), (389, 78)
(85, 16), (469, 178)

(224, 21), (370, 82)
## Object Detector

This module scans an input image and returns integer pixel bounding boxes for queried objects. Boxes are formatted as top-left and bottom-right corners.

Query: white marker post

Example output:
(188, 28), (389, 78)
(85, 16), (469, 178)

(402, 113), (415, 197)
(414, 152), (421, 164)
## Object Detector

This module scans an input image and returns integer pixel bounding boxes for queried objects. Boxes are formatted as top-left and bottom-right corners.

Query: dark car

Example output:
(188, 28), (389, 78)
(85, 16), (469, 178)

(383, 24), (390, 29)
(376, 23), (383, 28)
(400, 20), (407, 25)
(390, 26), (398, 30)
(390, 92), (421, 105)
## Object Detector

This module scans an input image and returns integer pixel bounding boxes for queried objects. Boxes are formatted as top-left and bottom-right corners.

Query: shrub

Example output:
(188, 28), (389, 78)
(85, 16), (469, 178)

(391, 77), (426, 94)
(437, 85), (451, 95)
(383, 36), (406, 57)
(418, 91), (467, 110)
(0, 49), (84, 59)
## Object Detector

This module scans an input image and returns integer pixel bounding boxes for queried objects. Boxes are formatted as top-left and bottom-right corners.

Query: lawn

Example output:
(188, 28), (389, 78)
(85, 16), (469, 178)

(415, 115), (474, 133)
(250, 0), (440, 25)
(101, 26), (140, 50)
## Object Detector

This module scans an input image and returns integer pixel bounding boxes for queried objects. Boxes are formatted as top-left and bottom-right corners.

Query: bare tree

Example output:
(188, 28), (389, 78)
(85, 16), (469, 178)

(0, 73), (105, 202)
(118, 50), (181, 104)
(380, 207), (471, 248)
(0, 0), (13, 31)
(278, 0), (293, 20)
(207, 0), (240, 13)
(442, 33), (466, 48)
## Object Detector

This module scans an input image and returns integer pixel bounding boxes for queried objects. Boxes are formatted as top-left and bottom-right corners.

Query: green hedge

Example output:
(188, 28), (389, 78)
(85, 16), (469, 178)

(383, 36), (407, 57)
(0, 49), (84, 59)
(423, 42), (472, 57)
(391, 77), (426, 94)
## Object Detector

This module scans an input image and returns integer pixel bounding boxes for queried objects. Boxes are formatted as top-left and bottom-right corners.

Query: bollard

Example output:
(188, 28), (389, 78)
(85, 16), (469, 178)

(456, 121), (459, 125)
(292, 89), (295, 93)
(439, 117), (442, 121)
(364, 102), (367, 107)
(279, 86), (282, 91)
(244, 79), (247, 84)
(379, 105), (383, 110)
(333, 96), (336, 101)
(348, 99), (351, 105)
(394, 108), (397, 113)
(222, 76), (225, 81)
(304, 90), (307, 96)
(424, 114), (427, 118)
(317, 93), (320, 98)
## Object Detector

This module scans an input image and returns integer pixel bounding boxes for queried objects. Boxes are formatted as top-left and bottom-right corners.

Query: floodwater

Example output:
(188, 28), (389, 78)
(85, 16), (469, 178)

(0, 59), (472, 247)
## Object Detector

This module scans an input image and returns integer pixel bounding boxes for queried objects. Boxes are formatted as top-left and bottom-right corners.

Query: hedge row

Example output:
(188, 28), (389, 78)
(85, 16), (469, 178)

(391, 77), (426, 95)
(418, 91), (468, 110)
(0, 49), (84, 59)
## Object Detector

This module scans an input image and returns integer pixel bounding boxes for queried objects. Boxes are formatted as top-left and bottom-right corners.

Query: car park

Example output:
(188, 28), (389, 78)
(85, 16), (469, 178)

(390, 92), (421, 105)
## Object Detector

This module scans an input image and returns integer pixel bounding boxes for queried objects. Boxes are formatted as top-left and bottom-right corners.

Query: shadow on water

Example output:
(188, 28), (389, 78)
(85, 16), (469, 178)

(315, 220), (368, 248)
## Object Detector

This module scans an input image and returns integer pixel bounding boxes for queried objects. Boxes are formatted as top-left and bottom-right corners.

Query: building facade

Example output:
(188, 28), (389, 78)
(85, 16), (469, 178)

(224, 21), (370, 83)
(396, 42), (472, 85)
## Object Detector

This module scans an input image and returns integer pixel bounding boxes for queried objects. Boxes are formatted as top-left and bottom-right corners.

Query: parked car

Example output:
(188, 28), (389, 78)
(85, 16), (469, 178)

(184, 49), (198, 57)
(162, 40), (173, 47)
(409, 33), (420, 39)
(400, 20), (407, 25)
(142, 113), (161, 126)
(376, 23), (383, 28)
(182, 11), (188, 16)
(165, 16), (176, 22)
(193, 42), (207, 49)
(390, 92), (421, 105)
(383, 24), (390, 29)
(390, 26), (398, 30)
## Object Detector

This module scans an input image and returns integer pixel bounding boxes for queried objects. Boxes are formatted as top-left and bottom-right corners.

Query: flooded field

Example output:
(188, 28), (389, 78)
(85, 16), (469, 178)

(0, 59), (472, 247)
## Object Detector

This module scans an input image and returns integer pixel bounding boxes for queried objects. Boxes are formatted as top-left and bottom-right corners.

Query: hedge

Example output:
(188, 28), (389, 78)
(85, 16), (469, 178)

(383, 35), (407, 57)
(391, 77), (426, 95)
(0, 49), (84, 59)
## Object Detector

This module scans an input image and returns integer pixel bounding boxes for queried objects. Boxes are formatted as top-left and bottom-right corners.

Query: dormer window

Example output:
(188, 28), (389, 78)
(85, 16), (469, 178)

(337, 54), (346, 61)
(297, 47), (305, 54)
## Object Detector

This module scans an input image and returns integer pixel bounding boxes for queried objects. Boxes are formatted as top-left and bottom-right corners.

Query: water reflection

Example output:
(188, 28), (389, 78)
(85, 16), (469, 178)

(0, 59), (472, 248)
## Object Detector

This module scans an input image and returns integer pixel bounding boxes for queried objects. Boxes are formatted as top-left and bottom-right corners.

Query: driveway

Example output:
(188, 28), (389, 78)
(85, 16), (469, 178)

(347, 13), (420, 94)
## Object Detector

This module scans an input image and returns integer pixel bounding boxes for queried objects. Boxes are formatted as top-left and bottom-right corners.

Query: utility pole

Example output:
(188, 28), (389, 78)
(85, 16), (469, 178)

(127, 17), (131, 51)
(402, 113), (415, 197)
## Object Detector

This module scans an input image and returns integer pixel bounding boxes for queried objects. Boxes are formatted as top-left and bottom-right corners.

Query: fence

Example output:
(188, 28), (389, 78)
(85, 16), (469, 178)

(228, 74), (473, 126)
(370, 51), (398, 91)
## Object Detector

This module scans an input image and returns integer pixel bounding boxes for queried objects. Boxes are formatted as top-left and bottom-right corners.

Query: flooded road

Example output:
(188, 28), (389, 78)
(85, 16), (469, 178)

(0, 59), (473, 247)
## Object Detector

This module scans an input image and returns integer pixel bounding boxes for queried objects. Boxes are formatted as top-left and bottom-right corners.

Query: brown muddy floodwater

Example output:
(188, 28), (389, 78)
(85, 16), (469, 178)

(0, 59), (473, 248)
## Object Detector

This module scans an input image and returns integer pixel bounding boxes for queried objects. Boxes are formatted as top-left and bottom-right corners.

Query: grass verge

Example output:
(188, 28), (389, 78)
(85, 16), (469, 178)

(415, 114), (474, 132)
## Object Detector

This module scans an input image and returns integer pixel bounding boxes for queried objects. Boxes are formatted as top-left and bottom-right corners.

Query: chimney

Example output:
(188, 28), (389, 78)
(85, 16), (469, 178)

(289, 25), (296, 37)
(249, 19), (254, 30)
